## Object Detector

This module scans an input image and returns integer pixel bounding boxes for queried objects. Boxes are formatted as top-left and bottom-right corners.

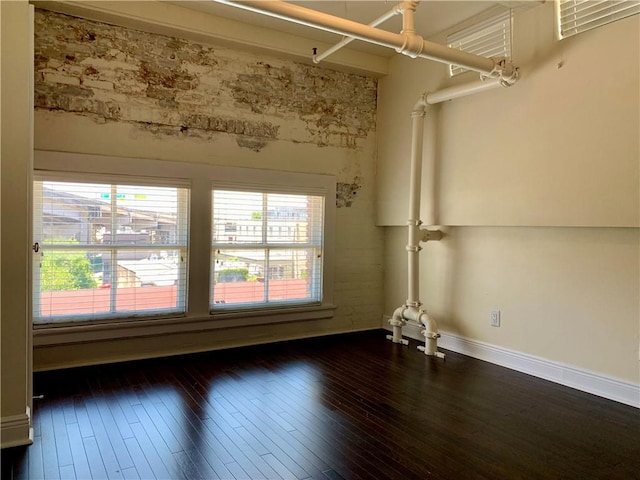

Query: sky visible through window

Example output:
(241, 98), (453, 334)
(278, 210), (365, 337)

(213, 190), (309, 220)
(45, 182), (179, 213)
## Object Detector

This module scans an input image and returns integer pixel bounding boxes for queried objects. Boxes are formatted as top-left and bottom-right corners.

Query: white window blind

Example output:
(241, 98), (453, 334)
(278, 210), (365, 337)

(33, 176), (189, 324)
(557, 0), (640, 39)
(211, 188), (324, 309)
(447, 10), (512, 77)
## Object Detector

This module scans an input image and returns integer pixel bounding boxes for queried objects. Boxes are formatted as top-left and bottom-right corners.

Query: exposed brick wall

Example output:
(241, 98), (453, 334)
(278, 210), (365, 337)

(34, 9), (377, 153)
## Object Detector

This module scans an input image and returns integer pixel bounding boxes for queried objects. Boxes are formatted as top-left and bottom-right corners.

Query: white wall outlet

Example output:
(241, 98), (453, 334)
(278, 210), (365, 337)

(490, 309), (501, 327)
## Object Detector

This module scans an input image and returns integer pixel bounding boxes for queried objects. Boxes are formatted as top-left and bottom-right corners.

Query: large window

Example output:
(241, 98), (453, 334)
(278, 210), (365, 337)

(33, 152), (336, 344)
(33, 175), (189, 324)
(211, 188), (324, 309)
(556, 0), (639, 39)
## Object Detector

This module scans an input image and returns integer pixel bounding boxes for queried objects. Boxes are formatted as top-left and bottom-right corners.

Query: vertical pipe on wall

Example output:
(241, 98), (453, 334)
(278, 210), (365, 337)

(210, 0), (521, 357)
(389, 76), (516, 356)
(406, 101), (427, 307)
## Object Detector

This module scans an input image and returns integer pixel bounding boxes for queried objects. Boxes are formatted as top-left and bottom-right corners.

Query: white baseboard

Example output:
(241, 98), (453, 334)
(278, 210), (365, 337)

(1, 408), (33, 448)
(384, 324), (640, 408)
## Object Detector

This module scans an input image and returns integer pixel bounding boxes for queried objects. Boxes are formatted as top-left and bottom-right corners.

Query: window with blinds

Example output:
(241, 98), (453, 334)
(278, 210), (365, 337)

(33, 176), (189, 324)
(557, 0), (639, 39)
(211, 188), (325, 309)
(447, 10), (512, 77)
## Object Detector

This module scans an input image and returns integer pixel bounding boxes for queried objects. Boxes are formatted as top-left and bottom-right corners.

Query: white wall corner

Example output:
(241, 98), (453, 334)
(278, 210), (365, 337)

(1, 408), (33, 448)
(383, 325), (640, 408)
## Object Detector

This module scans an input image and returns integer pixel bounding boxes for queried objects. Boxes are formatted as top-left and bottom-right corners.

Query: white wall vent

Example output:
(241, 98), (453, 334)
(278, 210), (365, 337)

(447, 10), (512, 77)
(557, 0), (640, 39)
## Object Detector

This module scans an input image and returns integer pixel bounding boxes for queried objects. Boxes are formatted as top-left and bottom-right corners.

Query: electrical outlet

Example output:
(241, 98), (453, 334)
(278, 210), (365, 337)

(490, 310), (500, 327)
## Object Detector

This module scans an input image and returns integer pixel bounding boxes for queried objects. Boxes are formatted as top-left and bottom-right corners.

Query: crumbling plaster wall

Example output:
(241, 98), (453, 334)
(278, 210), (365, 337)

(34, 10), (377, 150)
(33, 8), (384, 366)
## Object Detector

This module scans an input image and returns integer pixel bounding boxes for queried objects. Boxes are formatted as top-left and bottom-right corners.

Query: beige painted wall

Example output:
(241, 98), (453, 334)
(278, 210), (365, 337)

(377, 3), (639, 227)
(378, 3), (640, 385)
(32, 6), (384, 370)
(385, 226), (640, 383)
(1, 0), (33, 447)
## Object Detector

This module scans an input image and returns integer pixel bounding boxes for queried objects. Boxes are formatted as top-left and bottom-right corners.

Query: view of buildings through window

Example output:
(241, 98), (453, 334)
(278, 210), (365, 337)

(212, 189), (324, 307)
(33, 179), (189, 323)
(33, 179), (326, 324)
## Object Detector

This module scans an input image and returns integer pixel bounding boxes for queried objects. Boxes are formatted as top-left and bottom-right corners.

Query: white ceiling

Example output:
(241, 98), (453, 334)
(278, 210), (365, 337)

(173, 1), (507, 56)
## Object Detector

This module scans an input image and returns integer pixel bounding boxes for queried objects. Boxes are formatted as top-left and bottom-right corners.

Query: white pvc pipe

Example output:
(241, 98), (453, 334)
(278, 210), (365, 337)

(313, 3), (404, 64)
(417, 313), (443, 357)
(389, 76), (518, 354)
(214, 0), (497, 75)
(426, 77), (505, 104)
(387, 306), (409, 345)
(406, 107), (426, 307)
(401, 1), (417, 35)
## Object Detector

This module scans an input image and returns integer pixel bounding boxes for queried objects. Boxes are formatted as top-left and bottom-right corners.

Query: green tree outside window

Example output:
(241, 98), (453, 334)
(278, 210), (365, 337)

(41, 239), (98, 291)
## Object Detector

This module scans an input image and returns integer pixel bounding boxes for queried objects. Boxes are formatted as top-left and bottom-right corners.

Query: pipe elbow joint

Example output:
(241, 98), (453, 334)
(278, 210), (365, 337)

(398, 1), (420, 13)
(500, 65), (519, 87)
(419, 311), (438, 335)
(390, 306), (407, 326)
(412, 94), (429, 115)
(396, 33), (424, 58)
(484, 59), (520, 87)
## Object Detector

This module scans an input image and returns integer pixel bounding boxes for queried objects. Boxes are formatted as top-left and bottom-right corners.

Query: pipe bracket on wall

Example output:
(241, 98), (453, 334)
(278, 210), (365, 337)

(420, 229), (444, 242)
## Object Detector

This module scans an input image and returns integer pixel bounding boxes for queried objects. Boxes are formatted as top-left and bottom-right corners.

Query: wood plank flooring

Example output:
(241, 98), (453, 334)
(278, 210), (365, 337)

(2, 330), (639, 479)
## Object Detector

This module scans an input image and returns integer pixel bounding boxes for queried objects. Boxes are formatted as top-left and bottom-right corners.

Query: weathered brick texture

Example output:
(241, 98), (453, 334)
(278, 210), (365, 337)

(34, 9), (377, 152)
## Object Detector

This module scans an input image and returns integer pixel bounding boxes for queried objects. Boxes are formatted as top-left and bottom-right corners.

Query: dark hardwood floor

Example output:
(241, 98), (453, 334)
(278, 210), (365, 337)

(2, 330), (639, 479)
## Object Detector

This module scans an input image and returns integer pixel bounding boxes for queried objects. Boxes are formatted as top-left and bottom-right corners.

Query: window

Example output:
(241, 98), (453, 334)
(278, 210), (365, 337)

(447, 10), (512, 77)
(33, 151), (336, 345)
(33, 175), (189, 324)
(557, 0), (639, 39)
(211, 188), (324, 309)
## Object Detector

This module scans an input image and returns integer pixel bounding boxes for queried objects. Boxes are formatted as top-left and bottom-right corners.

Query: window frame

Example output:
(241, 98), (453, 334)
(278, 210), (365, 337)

(447, 9), (512, 77)
(33, 172), (190, 325)
(556, 0), (640, 40)
(32, 151), (336, 347)
(211, 186), (326, 311)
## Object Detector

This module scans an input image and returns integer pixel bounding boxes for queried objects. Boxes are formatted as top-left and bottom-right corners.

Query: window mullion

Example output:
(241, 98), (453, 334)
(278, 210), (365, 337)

(261, 193), (268, 244)
(110, 184), (117, 313)
(262, 193), (269, 302)
(177, 188), (188, 311)
(264, 247), (270, 303)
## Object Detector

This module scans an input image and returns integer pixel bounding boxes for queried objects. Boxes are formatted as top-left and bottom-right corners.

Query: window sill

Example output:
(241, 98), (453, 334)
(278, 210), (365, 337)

(33, 303), (337, 347)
